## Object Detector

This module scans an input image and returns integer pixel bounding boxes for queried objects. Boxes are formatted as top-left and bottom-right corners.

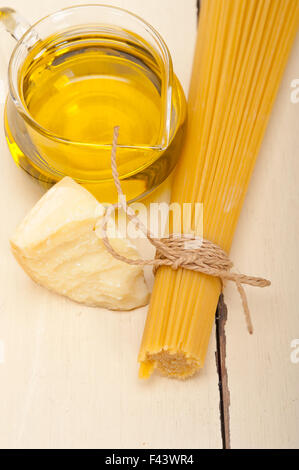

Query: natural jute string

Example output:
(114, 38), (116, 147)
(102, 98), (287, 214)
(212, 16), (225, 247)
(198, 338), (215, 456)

(101, 126), (271, 334)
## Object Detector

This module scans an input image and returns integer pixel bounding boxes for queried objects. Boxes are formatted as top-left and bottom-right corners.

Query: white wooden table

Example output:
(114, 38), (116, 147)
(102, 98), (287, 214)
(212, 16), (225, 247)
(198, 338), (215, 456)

(0, 0), (298, 449)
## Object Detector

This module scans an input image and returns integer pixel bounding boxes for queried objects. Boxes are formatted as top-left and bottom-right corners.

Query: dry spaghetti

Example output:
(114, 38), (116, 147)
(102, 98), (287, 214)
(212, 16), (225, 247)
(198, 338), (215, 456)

(137, 0), (299, 379)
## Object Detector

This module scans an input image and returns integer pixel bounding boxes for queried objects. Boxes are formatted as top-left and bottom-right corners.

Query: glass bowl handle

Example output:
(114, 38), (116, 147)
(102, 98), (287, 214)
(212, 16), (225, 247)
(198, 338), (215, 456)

(0, 7), (31, 41)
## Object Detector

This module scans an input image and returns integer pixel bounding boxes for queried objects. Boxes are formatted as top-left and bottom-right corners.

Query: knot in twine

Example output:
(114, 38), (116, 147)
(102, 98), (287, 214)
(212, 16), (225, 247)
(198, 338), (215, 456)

(101, 126), (271, 334)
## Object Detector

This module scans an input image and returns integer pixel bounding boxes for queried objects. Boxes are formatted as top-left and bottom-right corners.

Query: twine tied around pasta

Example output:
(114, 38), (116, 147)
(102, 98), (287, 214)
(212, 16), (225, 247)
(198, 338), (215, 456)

(101, 126), (271, 334)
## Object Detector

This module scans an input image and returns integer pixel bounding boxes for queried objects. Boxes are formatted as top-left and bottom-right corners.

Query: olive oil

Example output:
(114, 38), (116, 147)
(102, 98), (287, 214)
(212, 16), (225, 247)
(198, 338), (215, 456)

(5, 29), (186, 202)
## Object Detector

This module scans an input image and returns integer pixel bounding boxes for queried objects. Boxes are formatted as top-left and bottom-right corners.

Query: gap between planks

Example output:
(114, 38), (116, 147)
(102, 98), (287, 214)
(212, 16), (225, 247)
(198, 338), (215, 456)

(215, 295), (231, 449)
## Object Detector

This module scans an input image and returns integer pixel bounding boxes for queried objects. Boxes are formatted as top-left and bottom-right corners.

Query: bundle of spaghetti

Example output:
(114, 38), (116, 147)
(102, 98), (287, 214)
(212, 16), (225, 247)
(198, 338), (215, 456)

(138, 0), (299, 379)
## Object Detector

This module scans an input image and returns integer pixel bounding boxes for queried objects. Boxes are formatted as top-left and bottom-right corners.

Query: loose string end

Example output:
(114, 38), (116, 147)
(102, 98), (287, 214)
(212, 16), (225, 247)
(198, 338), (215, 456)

(101, 126), (271, 337)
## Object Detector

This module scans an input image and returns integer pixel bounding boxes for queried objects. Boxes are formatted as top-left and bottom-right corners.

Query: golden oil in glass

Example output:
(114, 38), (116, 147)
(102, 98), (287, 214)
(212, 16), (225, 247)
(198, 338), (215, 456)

(5, 29), (186, 202)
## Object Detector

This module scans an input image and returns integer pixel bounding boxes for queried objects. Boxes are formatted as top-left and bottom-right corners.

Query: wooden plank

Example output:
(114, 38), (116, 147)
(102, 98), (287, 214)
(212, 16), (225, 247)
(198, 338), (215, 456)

(0, 0), (222, 449)
(223, 35), (299, 449)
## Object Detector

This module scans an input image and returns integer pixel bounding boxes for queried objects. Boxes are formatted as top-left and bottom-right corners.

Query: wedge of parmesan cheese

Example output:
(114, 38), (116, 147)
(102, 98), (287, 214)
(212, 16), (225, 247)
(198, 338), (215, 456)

(10, 177), (149, 310)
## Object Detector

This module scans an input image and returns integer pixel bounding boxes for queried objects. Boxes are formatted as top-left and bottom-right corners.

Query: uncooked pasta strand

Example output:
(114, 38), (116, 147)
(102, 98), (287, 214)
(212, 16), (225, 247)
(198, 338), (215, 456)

(138, 0), (299, 379)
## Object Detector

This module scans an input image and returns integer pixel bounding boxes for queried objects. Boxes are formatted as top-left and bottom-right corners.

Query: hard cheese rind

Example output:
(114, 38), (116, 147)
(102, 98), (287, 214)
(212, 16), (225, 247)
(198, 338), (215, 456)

(10, 177), (149, 310)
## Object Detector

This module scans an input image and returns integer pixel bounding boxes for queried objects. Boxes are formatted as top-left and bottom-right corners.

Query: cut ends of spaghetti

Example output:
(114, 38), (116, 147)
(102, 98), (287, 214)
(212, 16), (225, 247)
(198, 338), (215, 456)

(139, 350), (201, 380)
